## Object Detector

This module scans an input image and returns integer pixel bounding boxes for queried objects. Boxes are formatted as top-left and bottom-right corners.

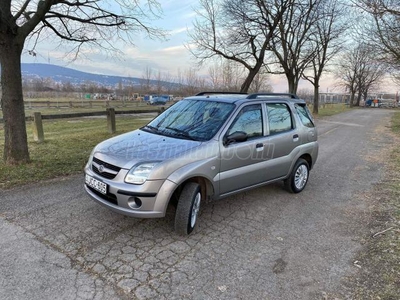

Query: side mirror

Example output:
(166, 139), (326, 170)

(223, 131), (248, 146)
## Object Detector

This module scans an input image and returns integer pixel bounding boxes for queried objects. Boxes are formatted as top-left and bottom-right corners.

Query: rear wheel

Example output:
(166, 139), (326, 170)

(174, 182), (201, 235)
(284, 158), (309, 193)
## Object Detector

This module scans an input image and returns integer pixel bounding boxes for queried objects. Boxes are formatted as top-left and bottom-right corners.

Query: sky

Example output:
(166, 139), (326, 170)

(21, 0), (399, 95)
(22, 1), (199, 78)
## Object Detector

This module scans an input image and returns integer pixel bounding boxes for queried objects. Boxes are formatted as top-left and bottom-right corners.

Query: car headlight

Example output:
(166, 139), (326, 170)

(125, 162), (159, 184)
(85, 149), (95, 169)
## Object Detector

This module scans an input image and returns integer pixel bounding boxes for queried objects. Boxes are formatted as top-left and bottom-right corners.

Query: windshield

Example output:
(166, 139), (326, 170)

(142, 99), (235, 141)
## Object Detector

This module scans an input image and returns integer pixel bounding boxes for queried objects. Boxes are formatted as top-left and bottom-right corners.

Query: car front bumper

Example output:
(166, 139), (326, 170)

(84, 166), (177, 218)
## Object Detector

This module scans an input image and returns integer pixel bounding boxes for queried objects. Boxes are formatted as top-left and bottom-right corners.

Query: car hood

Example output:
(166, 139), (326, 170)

(93, 129), (203, 169)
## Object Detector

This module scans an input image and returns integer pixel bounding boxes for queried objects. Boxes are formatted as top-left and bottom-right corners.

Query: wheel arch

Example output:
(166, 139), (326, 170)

(170, 176), (214, 207)
(299, 153), (313, 170)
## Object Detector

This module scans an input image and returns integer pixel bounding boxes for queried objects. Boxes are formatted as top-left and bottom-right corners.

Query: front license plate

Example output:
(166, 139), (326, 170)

(85, 174), (107, 195)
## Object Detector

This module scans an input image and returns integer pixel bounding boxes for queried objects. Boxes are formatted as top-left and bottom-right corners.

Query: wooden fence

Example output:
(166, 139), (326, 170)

(0, 107), (165, 143)
(30, 107), (165, 142)
(24, 99), (148, 109)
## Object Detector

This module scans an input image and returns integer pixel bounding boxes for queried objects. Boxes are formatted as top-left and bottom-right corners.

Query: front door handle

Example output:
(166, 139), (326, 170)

(256, 143), (264, 152)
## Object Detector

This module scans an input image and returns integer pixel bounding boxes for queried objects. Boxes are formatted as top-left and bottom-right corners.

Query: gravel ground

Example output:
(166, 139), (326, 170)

(0, 108), (395, 300)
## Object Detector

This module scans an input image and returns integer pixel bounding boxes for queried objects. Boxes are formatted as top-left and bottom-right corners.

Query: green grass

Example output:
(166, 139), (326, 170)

(391, 111), (400, 133)
(313, 103), (353, 117)
(0, 116), (150, 189)
(0, 100), (167, 118)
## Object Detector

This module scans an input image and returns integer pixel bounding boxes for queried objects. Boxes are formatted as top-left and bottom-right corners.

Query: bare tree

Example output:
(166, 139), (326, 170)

(335, 43), (386, 106)
(206, 59), (244, 91)
(355, 56), (387, 106)
(355, 0), (400, 69)
(189, 0), (292, 92)
(183, 68), (202, 95)
(62, 81), (74, 93)
(154, 70), (164, 95)
(301, 0), (346, 114)
(207, 64), (219, 90)
(269, 0), (323, 94)
(0, 0), (163, 164)
(141, 66), (154, 94)
(161, 72), (176, 96)
(297, 88), (314, 103)
(172, 68), (186, 96)
(249, 70), (272, 93)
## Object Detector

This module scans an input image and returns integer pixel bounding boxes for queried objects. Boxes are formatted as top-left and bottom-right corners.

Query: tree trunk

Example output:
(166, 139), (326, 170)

(312, 81), (320, 114)
(287, 73), (298, 94)
(349, 92), (355, 108)
(355, 91), (362, 106)
(0, 39), (30, 164)
(240, 66), (261, 93)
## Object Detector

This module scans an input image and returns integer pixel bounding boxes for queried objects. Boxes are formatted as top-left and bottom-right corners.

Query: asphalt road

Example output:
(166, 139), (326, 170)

(0, 108), (395, 300)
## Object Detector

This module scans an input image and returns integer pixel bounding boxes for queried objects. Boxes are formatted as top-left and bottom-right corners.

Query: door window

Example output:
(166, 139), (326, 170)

(266, 103), (293, 135)
(227, 104), (263, 139)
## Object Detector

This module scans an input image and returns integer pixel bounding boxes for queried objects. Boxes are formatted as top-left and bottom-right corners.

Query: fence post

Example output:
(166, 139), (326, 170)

(33, 112), (44, 143)
(107, 108), (116, 134)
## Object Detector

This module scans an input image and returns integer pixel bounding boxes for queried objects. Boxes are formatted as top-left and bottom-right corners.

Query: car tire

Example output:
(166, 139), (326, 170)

(284, 158), (309, 193)
(174, 182), (201, 235)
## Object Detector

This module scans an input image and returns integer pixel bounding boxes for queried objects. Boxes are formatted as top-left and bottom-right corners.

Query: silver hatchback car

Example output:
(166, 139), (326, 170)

(84, 92), (318, 235)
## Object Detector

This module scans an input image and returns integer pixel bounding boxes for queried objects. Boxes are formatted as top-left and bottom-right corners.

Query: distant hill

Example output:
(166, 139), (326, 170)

(20, 63), (167, 88)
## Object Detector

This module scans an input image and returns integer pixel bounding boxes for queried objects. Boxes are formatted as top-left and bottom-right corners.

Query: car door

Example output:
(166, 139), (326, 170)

(263, 102), (301, 181)
(219, 103), (272, 195)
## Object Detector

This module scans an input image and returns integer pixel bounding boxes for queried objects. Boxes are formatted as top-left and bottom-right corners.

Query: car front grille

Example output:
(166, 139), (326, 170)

(92, 157), (121, 179)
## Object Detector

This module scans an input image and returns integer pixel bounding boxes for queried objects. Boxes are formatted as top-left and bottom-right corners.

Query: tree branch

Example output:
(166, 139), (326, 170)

(12, 0), (32, 21)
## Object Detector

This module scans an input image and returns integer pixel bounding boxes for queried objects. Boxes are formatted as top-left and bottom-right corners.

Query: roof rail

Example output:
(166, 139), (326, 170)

(246, 93), (299, 99)
(195, 91), (248, 96)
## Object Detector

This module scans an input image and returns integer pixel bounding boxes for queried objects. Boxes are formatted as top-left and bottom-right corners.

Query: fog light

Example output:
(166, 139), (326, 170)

(128, 197), (142, 209)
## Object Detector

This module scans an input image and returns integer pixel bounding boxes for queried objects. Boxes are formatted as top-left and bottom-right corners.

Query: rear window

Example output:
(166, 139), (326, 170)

(295, 104), (314, 128)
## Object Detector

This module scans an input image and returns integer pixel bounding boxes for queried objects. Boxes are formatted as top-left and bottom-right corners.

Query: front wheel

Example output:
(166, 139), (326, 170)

(174, 182), (202, 235)
(284, 158), (309, 193)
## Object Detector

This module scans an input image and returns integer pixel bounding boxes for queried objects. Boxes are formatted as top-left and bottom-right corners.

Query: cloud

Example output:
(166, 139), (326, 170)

(170, 27), (189, 35)
(157, 44), (187, 54)
(182, 11), (198, 19)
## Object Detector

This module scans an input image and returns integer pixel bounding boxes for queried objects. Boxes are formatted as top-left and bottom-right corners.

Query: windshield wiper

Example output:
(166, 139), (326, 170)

(166, 127), (197, 141)
(141, 125), (160, 133)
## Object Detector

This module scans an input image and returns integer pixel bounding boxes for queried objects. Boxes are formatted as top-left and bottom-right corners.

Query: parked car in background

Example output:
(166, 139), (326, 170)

(84, 92), (319, 235)
(365, 98), (382, 107)
(149, 96), (168, 105)
(144, 95), (171, 105)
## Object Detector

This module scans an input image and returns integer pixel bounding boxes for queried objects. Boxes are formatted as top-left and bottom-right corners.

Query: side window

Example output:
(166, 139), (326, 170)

(266, 103), (293, 135)
(227, 104), (263, 139)
(295, 104), (314, 128)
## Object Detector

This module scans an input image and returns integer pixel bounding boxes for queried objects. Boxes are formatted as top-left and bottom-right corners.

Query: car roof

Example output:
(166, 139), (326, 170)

(184, 92), (306, 104)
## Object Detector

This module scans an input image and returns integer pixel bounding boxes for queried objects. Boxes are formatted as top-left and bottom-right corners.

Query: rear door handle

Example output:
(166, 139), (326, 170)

(293, 134), (299, 142)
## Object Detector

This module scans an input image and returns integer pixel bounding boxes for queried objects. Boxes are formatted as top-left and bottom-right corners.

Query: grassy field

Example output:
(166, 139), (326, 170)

(0, 99), (168, 118)
(312, 103), (354, 117)
(0, 116), (151, 189)
(0, 103), (350, 189)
